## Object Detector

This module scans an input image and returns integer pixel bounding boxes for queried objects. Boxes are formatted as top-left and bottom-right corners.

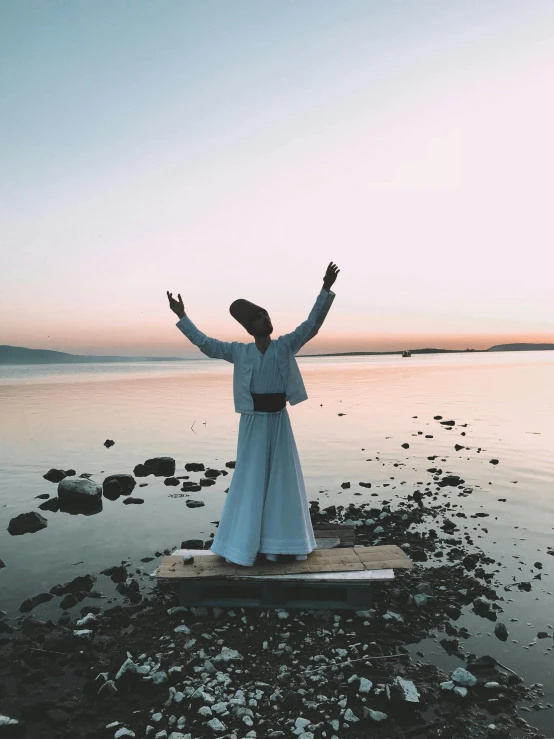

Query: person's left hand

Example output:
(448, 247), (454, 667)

(323, 262), (340, 289)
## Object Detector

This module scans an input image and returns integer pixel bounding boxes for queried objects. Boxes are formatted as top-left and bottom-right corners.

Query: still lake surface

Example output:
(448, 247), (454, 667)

(1, 351), (553, 727)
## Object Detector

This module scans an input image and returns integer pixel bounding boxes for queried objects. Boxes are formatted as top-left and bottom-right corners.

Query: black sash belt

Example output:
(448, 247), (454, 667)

(251, 392), (287, 412)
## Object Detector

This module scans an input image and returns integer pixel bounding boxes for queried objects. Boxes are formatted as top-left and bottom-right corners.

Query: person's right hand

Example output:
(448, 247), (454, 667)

(167, 291), (185, 318)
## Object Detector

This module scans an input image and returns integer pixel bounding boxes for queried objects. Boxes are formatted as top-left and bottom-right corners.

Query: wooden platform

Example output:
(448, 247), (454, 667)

(156, 545), (412, 610)
(157, 546), (412, 580)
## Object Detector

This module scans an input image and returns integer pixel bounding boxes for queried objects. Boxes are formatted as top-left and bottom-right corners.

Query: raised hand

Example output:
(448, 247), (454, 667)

(167, 291), (185, 319)
(323, 262), (340, 290)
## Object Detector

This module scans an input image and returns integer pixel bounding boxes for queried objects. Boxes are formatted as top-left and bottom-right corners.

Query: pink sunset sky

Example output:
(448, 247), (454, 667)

(1, 1), (553, 358)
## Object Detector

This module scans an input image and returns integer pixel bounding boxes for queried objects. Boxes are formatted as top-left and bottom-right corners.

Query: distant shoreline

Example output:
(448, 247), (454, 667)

(1, 342), (553, 365)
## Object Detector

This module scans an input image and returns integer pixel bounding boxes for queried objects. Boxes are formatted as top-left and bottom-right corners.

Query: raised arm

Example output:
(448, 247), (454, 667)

(167, 291), (235, 363)
(278, 263), (339, 355)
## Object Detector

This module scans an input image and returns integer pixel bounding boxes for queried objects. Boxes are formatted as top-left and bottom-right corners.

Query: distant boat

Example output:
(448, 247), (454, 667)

(402, 350), (411, 357)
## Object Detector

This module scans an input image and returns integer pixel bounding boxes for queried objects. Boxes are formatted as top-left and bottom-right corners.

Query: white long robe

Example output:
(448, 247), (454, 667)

(209, 340), (316, 566)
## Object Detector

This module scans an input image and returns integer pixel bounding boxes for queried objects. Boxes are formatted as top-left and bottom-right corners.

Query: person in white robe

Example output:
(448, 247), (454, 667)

(167, 262), (339, 566)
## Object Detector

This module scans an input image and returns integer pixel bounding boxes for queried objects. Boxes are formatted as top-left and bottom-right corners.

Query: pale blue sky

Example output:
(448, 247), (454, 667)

(2, 1), (553, 356)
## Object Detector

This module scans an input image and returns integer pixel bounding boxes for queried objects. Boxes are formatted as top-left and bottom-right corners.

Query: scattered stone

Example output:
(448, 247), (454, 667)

(186, 500), (205, 508)
(394, 677), (420, 702)
(7, 512), (48, 536)
(43, 468), (67, 482)
(451, 668), (477, 687)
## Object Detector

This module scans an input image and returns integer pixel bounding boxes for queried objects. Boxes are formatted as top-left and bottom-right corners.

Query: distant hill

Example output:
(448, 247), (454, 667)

(0, 345), (188, 365)
(487, 343), (554, 352)
(303, 343), (554, 358)
(2, 342), (553, 365)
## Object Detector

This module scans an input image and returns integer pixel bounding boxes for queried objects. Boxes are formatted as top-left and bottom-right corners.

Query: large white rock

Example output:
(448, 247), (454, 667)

(58, 477), (102, 503)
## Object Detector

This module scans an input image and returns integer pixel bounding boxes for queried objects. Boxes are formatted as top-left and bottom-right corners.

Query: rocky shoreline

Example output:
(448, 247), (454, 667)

(2, 483), (553, 738)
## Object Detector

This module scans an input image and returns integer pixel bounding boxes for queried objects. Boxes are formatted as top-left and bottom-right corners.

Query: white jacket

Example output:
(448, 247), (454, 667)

(175, 287), (336, 413)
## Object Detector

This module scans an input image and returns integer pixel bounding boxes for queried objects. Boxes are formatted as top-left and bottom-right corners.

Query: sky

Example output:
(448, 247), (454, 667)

(1, 0), (554, 358)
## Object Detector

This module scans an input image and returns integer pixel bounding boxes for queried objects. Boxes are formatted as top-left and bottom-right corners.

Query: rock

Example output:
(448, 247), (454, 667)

(413, 594), (428, 607)
(451, 668), (477, 687)
(45, 709), (70, 726)
(343, 708), (359, 722)
(401, 443), (410, 449)
(394, 677), (419, 703)
(144, 457), (176, 477)
(494, 623), (509, 641)
(489, 459), (499, 465)
(440, 638), (460, 655)
(185, 462), (205, 472)
(38, 497), (60, 512)
(164, 477), (181, 486)
(186, 500), (205, 508)
(8, 512), (48, 536)
(43, 468), (67, 483)
(359, 678), (372, 693)
(0, 715), (26, 738)
(341, 482), (350, 489)
(440, 420), (456, 426)
(200, 479), (216, 487)
(206, 718), (226, 732)
(182, 555), (194, 565)
(104, 439), (115, 447)
(181, 539), (203, 549)
(225, 461), (236, 468)
(0, 559), (5, 569)
(102, 478), (122, 500)
(455, 444), (465, 451)
(123, 497), (144, 505)
(50, 574), (96, 596)
(204, 469), (221, 478)
(100, 565), (127, 583)
(365, 709), (388, 722)
(58, 477), (102, 504)
(454, 686), (468, 697)
(19, 592), (54, 613)
(359, 482), (372, 488)
(213, 647), (242, 663)
(103, 474), (136, 498)
(417, 582), (433, 595)
(438, 475), (465, 487)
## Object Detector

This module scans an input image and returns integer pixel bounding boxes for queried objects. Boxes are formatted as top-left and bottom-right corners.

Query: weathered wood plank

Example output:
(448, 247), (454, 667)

(157, 545), (412, 580)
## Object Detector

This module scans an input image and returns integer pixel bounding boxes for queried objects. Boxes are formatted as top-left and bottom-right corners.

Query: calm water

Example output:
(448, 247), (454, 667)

(1, 351), (554, 726)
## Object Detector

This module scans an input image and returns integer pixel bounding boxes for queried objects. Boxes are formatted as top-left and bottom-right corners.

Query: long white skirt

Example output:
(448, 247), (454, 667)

(210, 407), (316, 566)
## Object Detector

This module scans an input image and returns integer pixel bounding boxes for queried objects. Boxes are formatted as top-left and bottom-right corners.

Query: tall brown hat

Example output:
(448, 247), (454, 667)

(229, 299), (265, 334)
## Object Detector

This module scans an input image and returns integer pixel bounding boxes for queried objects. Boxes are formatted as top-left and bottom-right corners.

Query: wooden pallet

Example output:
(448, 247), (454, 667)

(156, 545), (412, 610)
(177, 577), (380, 609)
